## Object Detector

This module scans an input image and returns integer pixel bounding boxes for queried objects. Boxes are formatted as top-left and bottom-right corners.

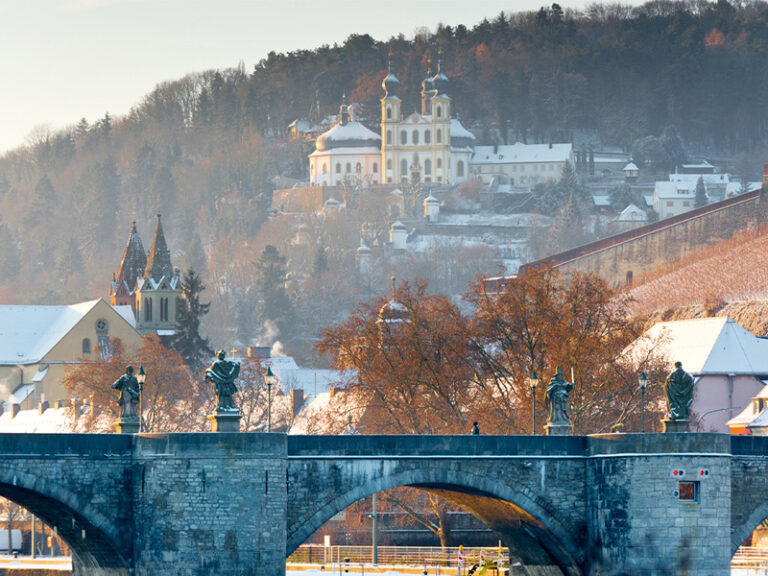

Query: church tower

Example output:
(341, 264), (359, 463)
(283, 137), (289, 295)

(381, 57), (401, 184)
(111, 221), (147, 313)
(135, 214), (182, 336)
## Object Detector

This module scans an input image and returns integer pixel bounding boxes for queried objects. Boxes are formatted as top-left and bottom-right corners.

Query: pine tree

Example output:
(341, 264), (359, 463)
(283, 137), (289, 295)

(254, 245), (294, 339)
(184, 233), (208, 280)
(695, 176), (707, 208)
(172, 268), (212, 368)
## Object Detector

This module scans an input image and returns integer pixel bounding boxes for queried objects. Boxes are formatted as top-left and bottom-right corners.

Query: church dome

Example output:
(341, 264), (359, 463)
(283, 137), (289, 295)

(382, 72), (400, 97)
(315, 121), (382, 152)
(421, 69), (434, 94)
(432, 69), (449, 96)
(377, 298), (410, 324)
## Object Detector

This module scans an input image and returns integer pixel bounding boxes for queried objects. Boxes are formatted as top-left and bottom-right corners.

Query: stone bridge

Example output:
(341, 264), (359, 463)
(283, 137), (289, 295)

(0, 432), (766, 575)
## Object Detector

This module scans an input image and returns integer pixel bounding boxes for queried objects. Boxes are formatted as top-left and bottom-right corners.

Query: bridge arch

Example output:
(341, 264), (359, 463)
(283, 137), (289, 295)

(733, 500), (768, 556)
(287, 463), (584, 575)
(0, 466), (130, 575)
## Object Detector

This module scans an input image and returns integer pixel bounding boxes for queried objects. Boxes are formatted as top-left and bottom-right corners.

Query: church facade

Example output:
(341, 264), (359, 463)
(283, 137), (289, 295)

(309, 61), (475, 187)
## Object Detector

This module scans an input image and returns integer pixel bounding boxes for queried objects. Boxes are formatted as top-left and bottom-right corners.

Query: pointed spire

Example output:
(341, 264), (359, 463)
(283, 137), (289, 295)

(115, 220), (147, 293)
(144, 214), (173, 281)
(339, 92), (349, 125)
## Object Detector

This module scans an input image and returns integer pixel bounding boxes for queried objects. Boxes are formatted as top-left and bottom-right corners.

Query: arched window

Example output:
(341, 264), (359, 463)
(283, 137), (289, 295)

(386, 130), (392, 145)
(436, 105), (442, 118)
(82, 338), (91, 355)
(386, 106), (392, 119)
(336, 163), (341, 173)
(144, 298), (152, 322)
(436, 129), (442, 143)
(401, 159), (408, 175)
(160, 297), (168, 321)
(400, 131), (407, 145)
(355, 162), (362, 174)
(437, 157), (442, 168)
(457, 160), (465, 177)
(425, 159), (432, 175)
(322, 163), (328, 174)
(373, 162), (378, 173)
(346, 163), (351, 173)
(412, 130), (419, 145)
(387, 158), (392, 170)
(310, 165), (314, 175)
(425, 130), (431, 144)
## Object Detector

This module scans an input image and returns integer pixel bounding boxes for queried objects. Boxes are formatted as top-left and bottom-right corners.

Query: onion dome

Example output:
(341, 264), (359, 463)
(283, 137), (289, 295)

(432, 60), (449, 96)
(315, 121), (382, 152)
(424, 194), (440, 206)
(382, 71), (400, 97)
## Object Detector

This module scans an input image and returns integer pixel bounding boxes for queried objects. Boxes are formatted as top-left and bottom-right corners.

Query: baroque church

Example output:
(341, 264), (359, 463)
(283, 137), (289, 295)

(309, 60), (475, 187)
(110, 215), (182, 336)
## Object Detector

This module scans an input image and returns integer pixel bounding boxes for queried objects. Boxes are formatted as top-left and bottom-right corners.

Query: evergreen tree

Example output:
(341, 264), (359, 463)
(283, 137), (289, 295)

(254, 245), (294, 339)
(0, 223), (21, 283)
(172, 268), (212, 367)
(695, 176), (707, 208)
(57, 236), (84, 279)
(184, 233), (208, 280)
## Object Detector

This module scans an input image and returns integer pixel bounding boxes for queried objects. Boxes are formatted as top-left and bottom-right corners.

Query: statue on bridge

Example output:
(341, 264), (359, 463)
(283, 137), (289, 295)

(112, 366), (140, 420)
(205, 350), (241, 413)
(664, 361), (694, 421)
(546, 366), (574, 429)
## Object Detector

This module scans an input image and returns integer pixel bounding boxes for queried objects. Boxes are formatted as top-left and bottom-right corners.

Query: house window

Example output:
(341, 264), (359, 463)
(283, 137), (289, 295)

(373, 162), (378, 173)
(82, 338), (91, 355)
(678, 481), (699, 502)
(436, 129), (442, 143)
(387, 159), (392, 170)
(436, 105), (442, 118)
(400, 131), (407, 145)
(437, 158), (442, 169)
(457, 161), (465, 177)
(667, 201), (673, 207)
(355, 162), (362, 174)
(683, 201), (690, 207)
(336, 163), (341, 174)
(346, 163), (351, 173)
(425, 159), (432, 175)
(386, 106), (392, 119)
(386, 130), (392, 145)
(425, 130), (431, 144)
(401, 159), (408, 175)
(412, 130), (419, 145)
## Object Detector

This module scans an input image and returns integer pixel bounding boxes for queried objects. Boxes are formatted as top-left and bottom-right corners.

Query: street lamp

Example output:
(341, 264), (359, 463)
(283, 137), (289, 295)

(264, 366), (275, 433)
(137, 365), (146, 433)
(639, 371), (648, 433)
(528, 370), (539, 435)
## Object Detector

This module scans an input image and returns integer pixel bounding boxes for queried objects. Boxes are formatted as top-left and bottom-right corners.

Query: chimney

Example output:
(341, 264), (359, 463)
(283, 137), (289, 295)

(10, 404), (20, 419)
(38, 400), (49, 415)
(290, 389), (305, 420)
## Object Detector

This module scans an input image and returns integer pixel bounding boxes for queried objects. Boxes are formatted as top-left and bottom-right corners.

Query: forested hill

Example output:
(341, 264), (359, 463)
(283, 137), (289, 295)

(1, 0), (768, 342)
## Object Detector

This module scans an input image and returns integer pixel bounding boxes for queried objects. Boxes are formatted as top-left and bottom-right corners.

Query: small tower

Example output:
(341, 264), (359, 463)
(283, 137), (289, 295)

(424, 194), (440, 222)
(111, 221), (147, 313)
(421, 63), (435, 116)
(389, 221), (407, 250)
(381, 55), (402, 185)
(356, 242), (371, 276)
(135, 214), (182, 336)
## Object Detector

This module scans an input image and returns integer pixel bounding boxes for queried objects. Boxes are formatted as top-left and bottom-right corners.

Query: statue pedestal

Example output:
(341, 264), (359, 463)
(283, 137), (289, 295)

(113, 418), (140, 434)
(208, 411), (242, 433)
(544, 424), (572, 436)
(662, 419), (689, 433)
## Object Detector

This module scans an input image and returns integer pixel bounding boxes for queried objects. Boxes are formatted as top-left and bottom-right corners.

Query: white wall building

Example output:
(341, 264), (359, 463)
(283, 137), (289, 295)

(470, 143), (574, 187)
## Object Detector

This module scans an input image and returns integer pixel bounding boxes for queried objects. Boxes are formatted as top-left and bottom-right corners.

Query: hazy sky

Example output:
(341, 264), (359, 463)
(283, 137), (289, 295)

(0, 0), (642, 153)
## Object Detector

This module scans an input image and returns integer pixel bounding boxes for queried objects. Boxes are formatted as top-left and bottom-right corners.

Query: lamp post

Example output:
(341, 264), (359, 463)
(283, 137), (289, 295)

(264, 366), (275, 432)
(529, 370), (539, 435)
(639, 371), (648, 433)
(137, 365), (146, 433)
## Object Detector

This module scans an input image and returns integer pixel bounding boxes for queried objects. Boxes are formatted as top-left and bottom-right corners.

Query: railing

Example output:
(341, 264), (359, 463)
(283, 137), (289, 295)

(733, 546), (768, 568)
(287, 545), (506, 567)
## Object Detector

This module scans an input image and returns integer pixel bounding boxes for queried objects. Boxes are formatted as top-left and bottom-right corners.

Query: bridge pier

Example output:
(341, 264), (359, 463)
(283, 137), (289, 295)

(586, 434), (731, 575)
(132, 433), (287, 576)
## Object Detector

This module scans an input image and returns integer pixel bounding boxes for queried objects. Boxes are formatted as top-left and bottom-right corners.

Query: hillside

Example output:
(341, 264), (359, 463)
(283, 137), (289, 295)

(4, 1), (768, 355)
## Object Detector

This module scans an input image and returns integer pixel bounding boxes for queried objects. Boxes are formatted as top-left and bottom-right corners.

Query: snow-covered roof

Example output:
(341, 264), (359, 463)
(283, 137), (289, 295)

(655, 181), (695, 199)
(624, 162), (639, 171)
(263, 356), (354, 398)
(617, 203), (647, 222)
(592, 195), (611, 207)
(633, 317), (768, 375)
(113, 305), (136, 327)
(669, 172), (729, 185)
(315, 121), (381, 152)
(0, 299), (101, 365)
(471, 143), (572, 165)
(449, 119), (476, 141)
(0, 406), (73, 433)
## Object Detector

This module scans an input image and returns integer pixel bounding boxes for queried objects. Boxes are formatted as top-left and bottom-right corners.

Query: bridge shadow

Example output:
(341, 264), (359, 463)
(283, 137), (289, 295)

(287, 466), (583, 576)
(0, 475), (130, 575)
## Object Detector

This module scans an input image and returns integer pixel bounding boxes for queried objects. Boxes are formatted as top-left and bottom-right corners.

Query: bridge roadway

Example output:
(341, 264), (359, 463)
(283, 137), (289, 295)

(0, 432), (764, 575)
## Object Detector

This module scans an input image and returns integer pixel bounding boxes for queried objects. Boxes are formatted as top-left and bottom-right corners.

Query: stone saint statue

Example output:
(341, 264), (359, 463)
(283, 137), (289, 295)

(112, 365), (140, 419)
(205, 350), (241, 412)
(665, 361), (695, 421)
(546, 366), (574, 426)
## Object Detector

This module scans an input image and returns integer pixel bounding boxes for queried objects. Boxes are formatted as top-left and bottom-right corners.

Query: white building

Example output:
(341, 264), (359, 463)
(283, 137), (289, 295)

(653, 181), (696, 218)
(470, 143), (574, 187)
(309, 60), (475, 187)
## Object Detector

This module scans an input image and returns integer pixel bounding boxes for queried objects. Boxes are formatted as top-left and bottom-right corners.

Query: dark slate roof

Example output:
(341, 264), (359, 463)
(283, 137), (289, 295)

(144, 214), (174, 281)
(115, 221), (147, 293)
